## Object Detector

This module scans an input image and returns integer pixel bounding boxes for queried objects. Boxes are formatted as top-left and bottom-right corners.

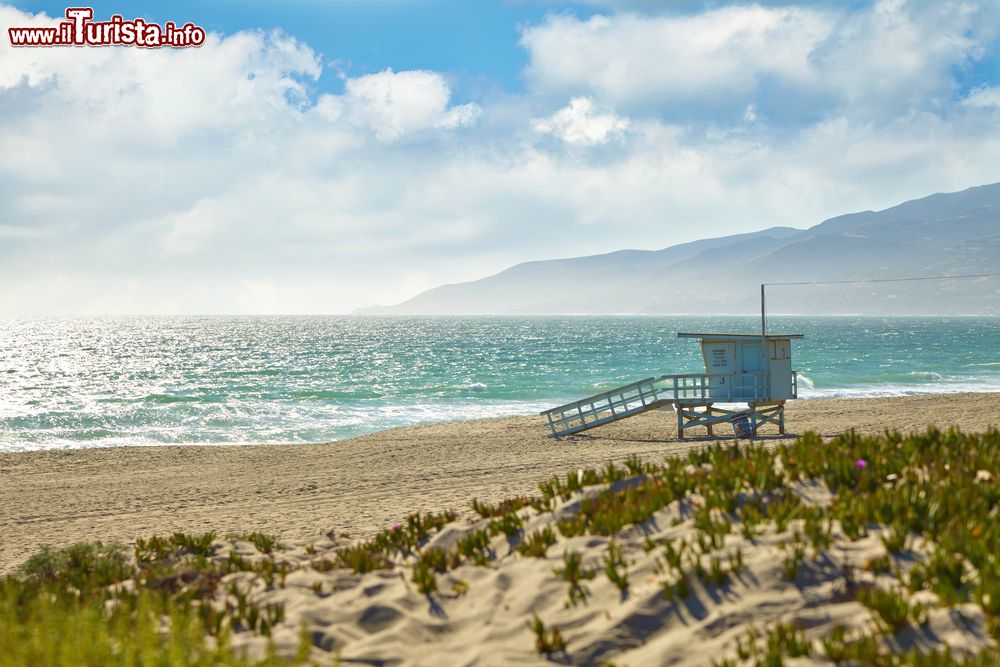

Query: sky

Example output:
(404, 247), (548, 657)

(1, 0), (999, 314)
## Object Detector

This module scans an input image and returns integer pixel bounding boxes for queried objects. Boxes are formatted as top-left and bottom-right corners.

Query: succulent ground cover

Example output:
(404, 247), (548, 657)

(1, 428), (999, 666)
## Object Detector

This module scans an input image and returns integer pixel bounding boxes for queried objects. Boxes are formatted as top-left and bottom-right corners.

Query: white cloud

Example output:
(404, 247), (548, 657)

(807, 0), (998, 120)
(520, 1), (1000, 121)
(159, 199), (230, 256)
(521, 7), (829, 109)
(963, 85), (1000, 110)
(322, 68), (480, 141)
(0, 9), (322, 142)
(533, 97), (629, 145)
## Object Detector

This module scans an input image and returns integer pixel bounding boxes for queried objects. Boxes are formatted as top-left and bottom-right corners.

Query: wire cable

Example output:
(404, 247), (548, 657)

(758, 272), (999, 336)
(764, 272), (1000, 287)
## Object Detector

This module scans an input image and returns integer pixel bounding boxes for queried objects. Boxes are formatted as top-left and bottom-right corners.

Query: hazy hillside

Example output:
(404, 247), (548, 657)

(359, 183), (1000, 315)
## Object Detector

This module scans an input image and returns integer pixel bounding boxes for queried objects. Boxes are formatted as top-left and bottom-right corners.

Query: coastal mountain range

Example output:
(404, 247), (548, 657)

(360, 182), (1000, 315)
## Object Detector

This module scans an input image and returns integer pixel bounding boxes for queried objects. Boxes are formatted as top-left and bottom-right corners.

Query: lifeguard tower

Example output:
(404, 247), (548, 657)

(540, 331), (803, 439)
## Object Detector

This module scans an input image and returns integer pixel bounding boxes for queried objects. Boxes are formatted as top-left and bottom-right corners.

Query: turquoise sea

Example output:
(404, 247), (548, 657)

(1, 316), (998, 452)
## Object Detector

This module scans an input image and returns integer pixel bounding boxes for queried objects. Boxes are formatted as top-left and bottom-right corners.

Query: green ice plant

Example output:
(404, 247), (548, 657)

(471, 496), (533, 519)
(487, 511), (523, 539)
(858, 585), (912, 633)
(456, 529), (492, 566)
(554, 550), (596, 607)
(2, 539), (312, 667)
(527, 614), (566, 657)
(517, 527), (556, 558)
(603, 541), (629, 596)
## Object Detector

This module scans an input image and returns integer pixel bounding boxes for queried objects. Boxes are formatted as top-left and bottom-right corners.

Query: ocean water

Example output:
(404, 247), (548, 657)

(0, 316), (998, 452)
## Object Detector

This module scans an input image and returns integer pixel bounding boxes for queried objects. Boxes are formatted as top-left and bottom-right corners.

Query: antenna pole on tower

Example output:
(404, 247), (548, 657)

(760, 283), (766, 338)
(761, 283), (768, 375)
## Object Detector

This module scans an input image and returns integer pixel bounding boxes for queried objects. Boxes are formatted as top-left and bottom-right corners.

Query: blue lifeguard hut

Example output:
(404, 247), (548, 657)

(540, 331), (804, 439)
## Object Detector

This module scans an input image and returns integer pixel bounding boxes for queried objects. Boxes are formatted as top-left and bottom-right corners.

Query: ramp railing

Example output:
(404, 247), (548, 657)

(540, 377), (669, 438)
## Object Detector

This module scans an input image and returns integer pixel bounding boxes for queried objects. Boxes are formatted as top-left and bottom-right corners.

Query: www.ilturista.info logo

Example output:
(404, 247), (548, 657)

(8, 7), (206, 48)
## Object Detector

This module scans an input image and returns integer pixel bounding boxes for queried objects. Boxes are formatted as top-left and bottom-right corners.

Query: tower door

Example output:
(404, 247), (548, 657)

(769, 339), (793, 400)
(740, 343), (764, 400)
(741, 344), (762, 372)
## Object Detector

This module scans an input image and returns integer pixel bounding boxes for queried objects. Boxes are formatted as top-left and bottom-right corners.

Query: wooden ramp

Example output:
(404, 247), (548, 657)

(539, 378), (673, 438)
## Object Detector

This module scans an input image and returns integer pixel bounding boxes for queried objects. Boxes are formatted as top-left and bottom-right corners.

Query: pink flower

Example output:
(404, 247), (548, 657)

(855, 459), (867, 469)
(391, 524), (400, 532)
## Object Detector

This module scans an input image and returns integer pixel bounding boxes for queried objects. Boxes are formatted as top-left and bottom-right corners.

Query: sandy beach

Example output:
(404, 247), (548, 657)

(1, 392), (998, 575)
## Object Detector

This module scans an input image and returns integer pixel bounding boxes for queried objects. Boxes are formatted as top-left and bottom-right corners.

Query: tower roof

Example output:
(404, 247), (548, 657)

(677, 332), (804, 340)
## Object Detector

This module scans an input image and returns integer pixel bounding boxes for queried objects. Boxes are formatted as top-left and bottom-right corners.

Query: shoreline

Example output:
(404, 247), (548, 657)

(5, 386), (1000, 454)
(2, 391), (998, 574)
